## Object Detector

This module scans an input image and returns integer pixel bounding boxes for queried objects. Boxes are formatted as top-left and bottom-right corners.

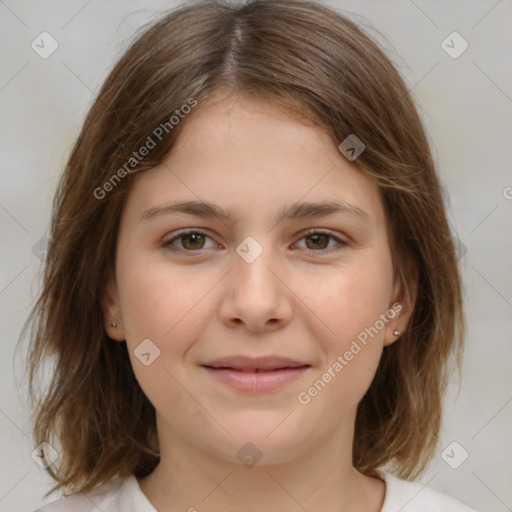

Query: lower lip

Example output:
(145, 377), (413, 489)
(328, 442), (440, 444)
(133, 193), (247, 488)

(202, 366), (310, 392)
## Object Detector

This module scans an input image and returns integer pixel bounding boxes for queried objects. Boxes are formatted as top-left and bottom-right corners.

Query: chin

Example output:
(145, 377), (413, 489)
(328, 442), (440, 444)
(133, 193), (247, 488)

(202, 420), (318, 468)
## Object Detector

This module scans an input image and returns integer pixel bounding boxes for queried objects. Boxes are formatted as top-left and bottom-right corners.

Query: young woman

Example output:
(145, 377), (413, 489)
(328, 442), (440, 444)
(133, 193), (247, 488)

(25, 1), (477, 510)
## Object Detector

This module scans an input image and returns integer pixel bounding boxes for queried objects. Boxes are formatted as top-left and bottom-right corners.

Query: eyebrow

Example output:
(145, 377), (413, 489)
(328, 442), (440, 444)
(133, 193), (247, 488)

(140, 199), (370, 224)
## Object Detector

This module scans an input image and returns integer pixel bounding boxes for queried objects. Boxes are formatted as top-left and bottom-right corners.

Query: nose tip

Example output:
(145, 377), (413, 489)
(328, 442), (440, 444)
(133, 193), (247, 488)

(221, 250), (292, 332)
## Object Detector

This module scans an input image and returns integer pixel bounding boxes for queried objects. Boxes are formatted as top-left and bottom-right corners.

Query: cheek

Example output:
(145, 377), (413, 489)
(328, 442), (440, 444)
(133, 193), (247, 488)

(117, 257), (218, 355)
(296, 267), (392, 416)
(117, 261), (211, 414)
(303, 257), (393, 344)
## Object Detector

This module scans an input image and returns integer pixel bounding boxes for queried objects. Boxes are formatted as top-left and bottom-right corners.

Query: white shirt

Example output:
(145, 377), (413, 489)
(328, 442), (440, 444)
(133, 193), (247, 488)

(33, 471), (479, 511)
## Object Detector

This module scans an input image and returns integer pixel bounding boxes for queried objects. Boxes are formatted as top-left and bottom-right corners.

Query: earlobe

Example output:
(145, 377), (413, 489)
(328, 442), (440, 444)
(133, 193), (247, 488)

(382, 305), (405, 347)
(106, 319), (125, 342)
(383, 260), (418, 347)
(101, 277), (125, 342)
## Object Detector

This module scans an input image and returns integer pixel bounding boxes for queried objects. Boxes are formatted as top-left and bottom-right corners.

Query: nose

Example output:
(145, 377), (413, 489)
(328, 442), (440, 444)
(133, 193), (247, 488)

(218, 240), (293, 333)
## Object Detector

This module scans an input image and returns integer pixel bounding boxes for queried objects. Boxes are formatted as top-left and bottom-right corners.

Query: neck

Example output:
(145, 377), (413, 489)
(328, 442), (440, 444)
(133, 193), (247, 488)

(137, 418), (385, 512)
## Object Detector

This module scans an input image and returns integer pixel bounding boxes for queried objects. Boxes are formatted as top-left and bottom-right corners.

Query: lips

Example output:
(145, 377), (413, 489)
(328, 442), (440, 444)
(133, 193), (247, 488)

(201, 355), (311, 392)
(201, 355), (310, 372)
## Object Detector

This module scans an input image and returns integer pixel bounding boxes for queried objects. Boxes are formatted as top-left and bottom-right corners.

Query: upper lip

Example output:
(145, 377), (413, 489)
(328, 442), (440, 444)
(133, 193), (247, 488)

(201, 355), (310, 372)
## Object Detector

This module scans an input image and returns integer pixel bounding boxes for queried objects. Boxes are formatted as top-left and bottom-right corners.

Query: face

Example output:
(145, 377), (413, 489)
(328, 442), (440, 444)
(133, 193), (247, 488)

(103, 94), (415, 466)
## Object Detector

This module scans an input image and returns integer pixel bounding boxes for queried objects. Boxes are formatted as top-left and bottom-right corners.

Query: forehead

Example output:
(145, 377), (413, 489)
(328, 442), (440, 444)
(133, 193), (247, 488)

(169, 94), (332, 156)
(126, 94), (385, 228)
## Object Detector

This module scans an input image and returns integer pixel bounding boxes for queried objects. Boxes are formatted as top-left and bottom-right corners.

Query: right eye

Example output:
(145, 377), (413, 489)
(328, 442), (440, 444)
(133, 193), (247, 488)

(163, 229), (218, 253)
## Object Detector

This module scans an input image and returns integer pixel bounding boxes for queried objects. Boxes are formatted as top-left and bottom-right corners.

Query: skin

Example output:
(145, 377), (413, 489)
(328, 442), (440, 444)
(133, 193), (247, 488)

(102, 94), (417, 512)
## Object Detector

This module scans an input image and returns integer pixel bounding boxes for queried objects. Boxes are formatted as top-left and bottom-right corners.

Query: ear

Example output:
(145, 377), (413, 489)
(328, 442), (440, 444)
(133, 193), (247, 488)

(101, 275), (125, 342)
(383, 257), (418, 347)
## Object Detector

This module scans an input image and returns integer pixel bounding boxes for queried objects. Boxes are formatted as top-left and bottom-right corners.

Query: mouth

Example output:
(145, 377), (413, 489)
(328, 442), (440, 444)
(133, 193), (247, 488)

(200, 355), (311, 392)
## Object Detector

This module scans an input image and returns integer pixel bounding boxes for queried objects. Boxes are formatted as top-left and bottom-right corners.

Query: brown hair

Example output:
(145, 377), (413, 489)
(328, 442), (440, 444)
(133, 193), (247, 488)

(20, 0), (465, 498)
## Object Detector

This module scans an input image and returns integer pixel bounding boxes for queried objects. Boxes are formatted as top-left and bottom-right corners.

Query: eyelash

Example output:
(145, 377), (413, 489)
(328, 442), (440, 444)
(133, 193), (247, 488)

(163, 228), (347, 256)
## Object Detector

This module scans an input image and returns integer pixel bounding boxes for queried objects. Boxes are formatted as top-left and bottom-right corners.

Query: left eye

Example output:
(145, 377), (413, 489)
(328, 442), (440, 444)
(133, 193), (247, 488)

(163, 229), (346, 254)
(295, 230), (346, 252)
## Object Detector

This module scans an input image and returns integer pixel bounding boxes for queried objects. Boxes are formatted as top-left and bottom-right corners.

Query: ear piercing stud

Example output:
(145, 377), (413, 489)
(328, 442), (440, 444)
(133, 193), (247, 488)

(393, 329), (401, 336)
(111, 322), (117, 328)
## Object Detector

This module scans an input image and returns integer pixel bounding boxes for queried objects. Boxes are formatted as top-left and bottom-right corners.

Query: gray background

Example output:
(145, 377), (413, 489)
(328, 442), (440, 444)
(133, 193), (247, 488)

(1, 1), (511, 511)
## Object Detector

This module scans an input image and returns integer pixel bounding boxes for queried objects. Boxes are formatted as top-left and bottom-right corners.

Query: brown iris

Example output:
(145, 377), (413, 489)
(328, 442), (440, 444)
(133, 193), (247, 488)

(180, 232), (206, 250)
(304, 233), (330, 250)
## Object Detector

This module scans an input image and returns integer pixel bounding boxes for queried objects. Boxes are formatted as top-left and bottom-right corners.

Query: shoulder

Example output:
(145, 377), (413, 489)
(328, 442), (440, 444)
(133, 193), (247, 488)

(31, 477), (124, 512)
(380, 471), (479, 512)
(31, 474), (155, 512)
